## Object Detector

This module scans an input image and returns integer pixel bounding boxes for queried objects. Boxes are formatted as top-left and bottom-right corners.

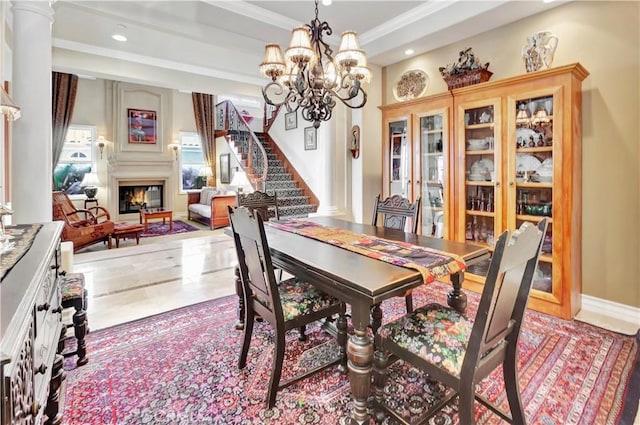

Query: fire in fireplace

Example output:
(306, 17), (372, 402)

(119, 184), (164, 214)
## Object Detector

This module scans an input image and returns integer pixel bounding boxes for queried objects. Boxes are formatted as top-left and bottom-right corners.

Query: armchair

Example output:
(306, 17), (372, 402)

(52, 191), (115, 252)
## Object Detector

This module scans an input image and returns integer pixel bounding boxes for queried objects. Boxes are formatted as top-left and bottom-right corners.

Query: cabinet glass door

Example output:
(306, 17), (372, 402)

(419, 113), (445, 238)
(460, 100), (500, 277)
(389, 120), (409, 198)
(512, 94), (554, 294)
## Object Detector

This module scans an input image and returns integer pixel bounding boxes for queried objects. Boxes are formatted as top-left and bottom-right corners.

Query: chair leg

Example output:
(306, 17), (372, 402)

(504, 346), (527, 424)
(234, 265), (245, 330)
(457, 381), (476, 425)
(267, 330), (286, 409)
(370, 303), (383, 334)
(57, 326), (67, 354)
(72, 308), (89, 366)
(405, 292), (414, 313)
(298, 325), (307, 341)
(44, 354), (65, 425)
(336, 313), (348, 373)
(238, 309), (255, 369)
(372, 349), (389, 423)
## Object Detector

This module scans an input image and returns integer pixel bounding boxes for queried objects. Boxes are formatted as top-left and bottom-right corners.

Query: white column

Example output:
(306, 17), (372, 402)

(312, 118), (340, 216)
(10, 0), (54, 224)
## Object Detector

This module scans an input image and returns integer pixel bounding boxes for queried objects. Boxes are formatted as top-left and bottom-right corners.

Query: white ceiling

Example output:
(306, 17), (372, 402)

(51, 0), (568, 88)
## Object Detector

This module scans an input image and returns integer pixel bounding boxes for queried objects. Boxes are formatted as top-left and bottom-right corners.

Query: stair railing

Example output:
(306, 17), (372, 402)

(215, 100), (268, 191)
(263, 103), (280, 133)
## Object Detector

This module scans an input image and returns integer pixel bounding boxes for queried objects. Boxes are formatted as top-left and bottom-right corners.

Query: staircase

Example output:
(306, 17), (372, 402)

(217, 100), (316, 219)
(227, 132), (316, 219)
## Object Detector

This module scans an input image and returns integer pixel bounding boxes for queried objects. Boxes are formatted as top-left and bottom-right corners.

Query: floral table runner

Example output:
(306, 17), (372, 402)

(1, 224), (42, 282)
(266, 220), (466, 284)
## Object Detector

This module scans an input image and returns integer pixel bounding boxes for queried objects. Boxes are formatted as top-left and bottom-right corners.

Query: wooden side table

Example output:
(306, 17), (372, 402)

(139, 208), (173, 232)
(84, 198), (98, 209)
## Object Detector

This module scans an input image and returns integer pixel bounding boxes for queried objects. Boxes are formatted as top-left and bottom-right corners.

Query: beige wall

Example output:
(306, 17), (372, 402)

(71, 78), (202, 216)
(383, 1), (640, 308)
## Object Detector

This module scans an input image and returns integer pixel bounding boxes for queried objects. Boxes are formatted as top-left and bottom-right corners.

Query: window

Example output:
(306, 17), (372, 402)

(53, 125), (96, 194)
(179, 131), (207, 191)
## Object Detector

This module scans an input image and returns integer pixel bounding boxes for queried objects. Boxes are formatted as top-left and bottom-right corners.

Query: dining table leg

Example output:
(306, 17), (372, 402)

(346, 303), (374, 424)
(447, 271), (467, 313)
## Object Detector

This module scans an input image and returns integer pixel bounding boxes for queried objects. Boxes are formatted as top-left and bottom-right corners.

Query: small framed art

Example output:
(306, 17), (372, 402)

(285, 111), (297, 130)
(127, 108), (157, 144)
(304, 127), (317, 150)
(220, 153), (231, 184)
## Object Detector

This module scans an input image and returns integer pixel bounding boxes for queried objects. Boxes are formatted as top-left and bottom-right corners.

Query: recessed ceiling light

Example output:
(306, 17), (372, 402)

(542, 0), (554, 3)
(405, 49), (415, 56)
(322, 0), (332, 5)
(112, 24), (127, 42)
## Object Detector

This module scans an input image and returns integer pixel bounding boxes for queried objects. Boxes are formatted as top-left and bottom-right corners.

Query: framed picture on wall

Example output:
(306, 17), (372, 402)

(304, 127), (317, 150)
(220, 153), (231, 184)
(127, 108), (157, 144)
(285, 111), (297, 130)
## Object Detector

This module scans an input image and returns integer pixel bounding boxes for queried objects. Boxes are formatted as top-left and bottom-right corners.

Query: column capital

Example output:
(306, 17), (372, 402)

(11, 0), (55, 22)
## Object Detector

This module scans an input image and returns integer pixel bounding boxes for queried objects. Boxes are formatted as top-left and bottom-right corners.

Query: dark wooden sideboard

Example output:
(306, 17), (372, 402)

(1, 221), (65, 425)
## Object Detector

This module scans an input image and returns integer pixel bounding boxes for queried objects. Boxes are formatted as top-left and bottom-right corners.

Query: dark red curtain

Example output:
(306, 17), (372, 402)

(52, 72), (78, 168)
(192, 92), (216, 185)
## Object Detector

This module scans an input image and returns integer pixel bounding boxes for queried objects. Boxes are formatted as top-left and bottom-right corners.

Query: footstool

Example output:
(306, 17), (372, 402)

(112, 222), (145, 248)
(58, 272), (89, 366)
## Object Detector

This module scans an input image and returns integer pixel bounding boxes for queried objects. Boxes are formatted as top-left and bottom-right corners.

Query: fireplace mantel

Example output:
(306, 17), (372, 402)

(107, 159), (175, 221)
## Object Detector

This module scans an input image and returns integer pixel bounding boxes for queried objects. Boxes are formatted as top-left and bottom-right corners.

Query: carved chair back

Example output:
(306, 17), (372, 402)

(237, 190), (279, 222)
(372, 194), (421, 234)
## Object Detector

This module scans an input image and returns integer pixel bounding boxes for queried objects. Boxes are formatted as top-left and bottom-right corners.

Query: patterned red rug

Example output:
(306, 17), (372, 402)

(139, 219), (200, 238)
(61, 282), (638, 425)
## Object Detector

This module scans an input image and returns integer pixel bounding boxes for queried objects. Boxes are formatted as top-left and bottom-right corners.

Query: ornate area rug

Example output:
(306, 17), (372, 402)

(61, 282), (638, 425)
(140, 220), (199, 238)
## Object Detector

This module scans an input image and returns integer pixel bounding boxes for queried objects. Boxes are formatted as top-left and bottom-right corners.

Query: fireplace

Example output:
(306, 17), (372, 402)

(119, 184), (164, 214)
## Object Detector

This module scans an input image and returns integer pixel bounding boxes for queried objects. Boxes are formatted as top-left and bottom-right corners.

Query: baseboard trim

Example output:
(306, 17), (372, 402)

(579, 294), (640, 335)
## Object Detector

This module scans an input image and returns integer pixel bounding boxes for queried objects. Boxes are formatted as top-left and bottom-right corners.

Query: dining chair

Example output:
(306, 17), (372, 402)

(374, 218), (547, 425)
(233, 190), (285, 330)
(371, 193), (421, 312)
(372, 194), (421, 234)
(228, 206), (347, 409)
(236, 190), (279, 221)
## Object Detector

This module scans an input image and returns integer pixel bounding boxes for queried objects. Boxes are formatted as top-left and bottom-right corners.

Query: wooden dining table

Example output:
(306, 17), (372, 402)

(258, 216), (490, 424)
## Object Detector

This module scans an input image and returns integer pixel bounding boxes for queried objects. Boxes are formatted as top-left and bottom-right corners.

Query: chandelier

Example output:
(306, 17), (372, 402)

(259, 0), (370, 129)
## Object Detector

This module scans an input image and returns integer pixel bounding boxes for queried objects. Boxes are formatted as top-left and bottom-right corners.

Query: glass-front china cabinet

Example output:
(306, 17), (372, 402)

(453, 63), (588, 319)
(381, 93), (453, 238)
(383, 64), (588, 319)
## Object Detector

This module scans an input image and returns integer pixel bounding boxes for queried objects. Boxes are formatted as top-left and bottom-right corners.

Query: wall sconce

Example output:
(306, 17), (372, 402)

(168, 143), (180, 160)
(97, 136), (107, 159)
(350, 125), (360, 159)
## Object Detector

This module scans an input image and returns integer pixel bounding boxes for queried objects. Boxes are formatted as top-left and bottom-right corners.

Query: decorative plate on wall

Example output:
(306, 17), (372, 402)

(393, 69), (429, 101)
